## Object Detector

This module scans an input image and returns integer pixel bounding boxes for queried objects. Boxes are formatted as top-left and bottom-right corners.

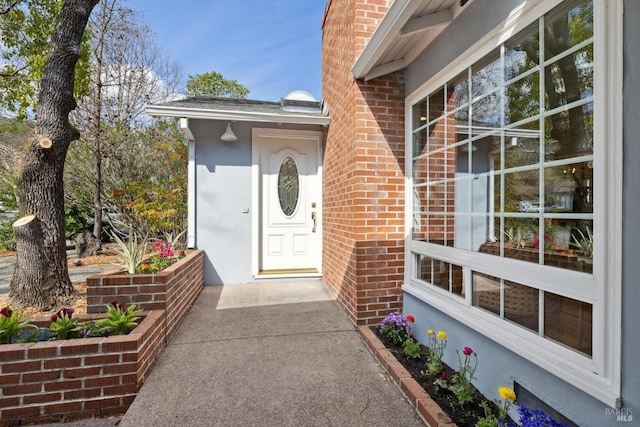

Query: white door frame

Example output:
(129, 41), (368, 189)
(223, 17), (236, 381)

(251, 128), (323, 278)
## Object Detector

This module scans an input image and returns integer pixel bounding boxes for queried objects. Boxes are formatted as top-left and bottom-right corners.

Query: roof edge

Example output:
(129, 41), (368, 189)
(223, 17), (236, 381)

(351, 0), (420, 79)
(146, 104), (330, 126)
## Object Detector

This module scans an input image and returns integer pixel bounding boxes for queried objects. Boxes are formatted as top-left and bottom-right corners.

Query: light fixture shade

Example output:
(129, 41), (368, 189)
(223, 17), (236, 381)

(221, 123), (237, 142)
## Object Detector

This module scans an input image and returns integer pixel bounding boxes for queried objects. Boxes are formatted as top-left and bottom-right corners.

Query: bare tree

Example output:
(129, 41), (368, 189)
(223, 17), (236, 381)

(9, 0), (99, 309)
(70, 0), (182, 246)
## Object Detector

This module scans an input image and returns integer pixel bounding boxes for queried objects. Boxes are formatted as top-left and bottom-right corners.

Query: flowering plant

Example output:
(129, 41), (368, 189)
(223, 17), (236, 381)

(140, 239), (176, 274)
(0, 306), (35, 344)
(49, 308), (86, 340)
(478, 386), (517, 426)
(96, 301), (142, 335)
(517, 405), (570, 427)
(425, 329), (447, 374)
(451, 346), (478, 404)
(378, 312), (412, 345)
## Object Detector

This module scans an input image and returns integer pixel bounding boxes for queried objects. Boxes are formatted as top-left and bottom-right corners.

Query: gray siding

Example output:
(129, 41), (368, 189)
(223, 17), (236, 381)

(190, 119), (323, 285)
(403, 0), (639, 425)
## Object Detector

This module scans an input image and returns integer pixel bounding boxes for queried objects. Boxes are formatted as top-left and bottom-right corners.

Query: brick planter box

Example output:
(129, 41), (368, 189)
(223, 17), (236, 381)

(0, 311), (166, 426)
(0, 250), (205, 426)
(87, 250), (204, 341)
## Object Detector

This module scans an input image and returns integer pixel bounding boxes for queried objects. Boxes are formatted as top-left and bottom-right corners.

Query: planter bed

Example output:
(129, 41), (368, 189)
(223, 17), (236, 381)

(0, 311), (166, 426)
(1, 250), (204, 426)
(87, 250), (204, 341)
(359, 326), (456, 427)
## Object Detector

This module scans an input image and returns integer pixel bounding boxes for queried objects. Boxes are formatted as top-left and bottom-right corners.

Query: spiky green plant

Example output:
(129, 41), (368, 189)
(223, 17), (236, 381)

(111, 229), (147, 274)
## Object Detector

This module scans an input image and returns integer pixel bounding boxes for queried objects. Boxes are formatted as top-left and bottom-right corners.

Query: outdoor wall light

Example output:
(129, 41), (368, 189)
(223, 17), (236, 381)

(220, 123), (238, 142)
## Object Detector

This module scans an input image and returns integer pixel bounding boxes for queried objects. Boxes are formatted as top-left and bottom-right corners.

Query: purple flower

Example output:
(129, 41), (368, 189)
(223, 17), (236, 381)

(0, 306), (12, 317)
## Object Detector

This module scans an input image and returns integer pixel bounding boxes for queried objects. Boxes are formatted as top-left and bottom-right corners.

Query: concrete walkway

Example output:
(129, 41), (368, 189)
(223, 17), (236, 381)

(116, 281), (424, 426)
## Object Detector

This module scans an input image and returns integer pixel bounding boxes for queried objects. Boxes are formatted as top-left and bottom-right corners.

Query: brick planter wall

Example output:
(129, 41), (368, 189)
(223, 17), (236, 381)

(0, 250), (204, 426)
(86, 250), (204, 340)
(0, 311), (166, 426)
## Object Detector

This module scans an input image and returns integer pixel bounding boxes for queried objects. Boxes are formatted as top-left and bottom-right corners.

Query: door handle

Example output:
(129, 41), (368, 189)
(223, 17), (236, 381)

(311, 211), (317, 233)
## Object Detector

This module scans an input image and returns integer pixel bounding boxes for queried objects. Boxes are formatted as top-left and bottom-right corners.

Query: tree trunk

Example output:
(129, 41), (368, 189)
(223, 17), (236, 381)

(8, 0), (99, 310)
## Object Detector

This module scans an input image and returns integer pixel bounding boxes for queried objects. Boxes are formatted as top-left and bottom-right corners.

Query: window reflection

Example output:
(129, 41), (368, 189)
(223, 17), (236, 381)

(411, 0), (594, 274)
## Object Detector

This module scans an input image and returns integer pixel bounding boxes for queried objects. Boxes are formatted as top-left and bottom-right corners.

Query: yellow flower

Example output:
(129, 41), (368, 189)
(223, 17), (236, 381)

(427, 329), (434, 335)
(437, 330), (447, 340)
(498, 386), (516, 401)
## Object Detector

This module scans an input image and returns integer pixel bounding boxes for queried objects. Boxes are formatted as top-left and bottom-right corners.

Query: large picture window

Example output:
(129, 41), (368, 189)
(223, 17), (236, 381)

(406, 0), (621, 405)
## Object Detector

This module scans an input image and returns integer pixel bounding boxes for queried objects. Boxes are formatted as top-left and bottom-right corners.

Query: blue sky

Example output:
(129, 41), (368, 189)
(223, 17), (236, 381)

(127, 0), (326, 102)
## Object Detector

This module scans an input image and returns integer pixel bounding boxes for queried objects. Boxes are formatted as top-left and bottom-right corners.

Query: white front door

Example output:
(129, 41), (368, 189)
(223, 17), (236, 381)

(253, 129), (322, 275)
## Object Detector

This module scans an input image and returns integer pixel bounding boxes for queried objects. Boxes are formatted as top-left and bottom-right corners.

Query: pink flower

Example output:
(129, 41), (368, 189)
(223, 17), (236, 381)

(463, 346), (474, 356)
(405, 315), (415, 323)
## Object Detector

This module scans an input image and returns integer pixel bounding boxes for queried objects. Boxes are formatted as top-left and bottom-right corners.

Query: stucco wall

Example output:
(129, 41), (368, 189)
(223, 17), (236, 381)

(621, 0), (640, 418)
(189, 119), (323, 285)
(402, 0), (638, 425)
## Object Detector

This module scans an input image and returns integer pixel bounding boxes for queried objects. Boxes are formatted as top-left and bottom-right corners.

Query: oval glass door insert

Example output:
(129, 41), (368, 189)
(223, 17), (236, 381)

(278, 156), (299, 216)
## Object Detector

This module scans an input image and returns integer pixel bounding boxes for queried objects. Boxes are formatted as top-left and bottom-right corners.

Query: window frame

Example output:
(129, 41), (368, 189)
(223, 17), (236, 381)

(403, 0), (622, 406)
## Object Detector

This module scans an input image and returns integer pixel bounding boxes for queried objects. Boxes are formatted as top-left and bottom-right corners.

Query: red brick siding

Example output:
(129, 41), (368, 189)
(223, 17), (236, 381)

(322, 0), (405, 325)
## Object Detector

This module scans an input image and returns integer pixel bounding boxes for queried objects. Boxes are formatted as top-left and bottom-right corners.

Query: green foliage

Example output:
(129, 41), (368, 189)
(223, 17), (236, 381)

(186, 71), (250, 99)
(111, 229), (147, 274)
(64, 203), (91, 238)
(571, 227), (593, 258)
(0, 215), (17, 250)
(477, 401), (500, 427)
(48, 308), (86, 340)
(403, 337), (421, 360)
(0, 0), (91, 118)
(96, 302), (142, 335)
(0, 307), (35, 344)
(103, 121), (187, 239)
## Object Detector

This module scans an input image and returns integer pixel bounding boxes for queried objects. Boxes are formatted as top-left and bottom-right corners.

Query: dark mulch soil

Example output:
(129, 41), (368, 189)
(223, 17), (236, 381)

(373, 326), (509, 427)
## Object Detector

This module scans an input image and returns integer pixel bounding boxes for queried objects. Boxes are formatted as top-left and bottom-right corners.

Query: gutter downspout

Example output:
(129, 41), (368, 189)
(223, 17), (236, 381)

(180, 118), (196, 249)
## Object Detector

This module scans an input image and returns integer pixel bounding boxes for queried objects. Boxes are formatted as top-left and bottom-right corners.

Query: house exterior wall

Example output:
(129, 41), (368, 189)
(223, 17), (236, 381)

(188, 119), (323, 285)
(398, 0), (639, 425)
(322, 0), (406, 326)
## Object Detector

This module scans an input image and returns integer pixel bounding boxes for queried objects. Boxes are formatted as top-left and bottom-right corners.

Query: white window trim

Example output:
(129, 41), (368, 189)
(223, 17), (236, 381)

(403, 0), (622, 407)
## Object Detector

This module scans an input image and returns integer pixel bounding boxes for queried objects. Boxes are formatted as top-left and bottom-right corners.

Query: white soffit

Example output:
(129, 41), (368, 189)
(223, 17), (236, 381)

(352, 0), (474, 81)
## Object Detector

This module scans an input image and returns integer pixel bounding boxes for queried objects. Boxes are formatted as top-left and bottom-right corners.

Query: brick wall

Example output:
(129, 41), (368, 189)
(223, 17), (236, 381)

(0, 311), (166, 426)
(322, 0), (406, 325)
(0, 252), (203, 426)
(87, 250), (204, 341)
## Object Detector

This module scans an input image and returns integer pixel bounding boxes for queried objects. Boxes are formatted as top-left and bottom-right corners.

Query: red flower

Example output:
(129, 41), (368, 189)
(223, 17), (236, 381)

(440, 372), (447, 380)
(111, 301), (125, 310)
(0, 306), (12, 317)
(463, 346), (474, 356)
(405, 315), (415, 323)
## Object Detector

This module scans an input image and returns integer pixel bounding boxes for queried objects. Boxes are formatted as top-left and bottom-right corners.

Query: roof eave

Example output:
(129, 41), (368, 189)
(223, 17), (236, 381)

(351, 0), (421, 80)
(146, 104), (330, 126)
